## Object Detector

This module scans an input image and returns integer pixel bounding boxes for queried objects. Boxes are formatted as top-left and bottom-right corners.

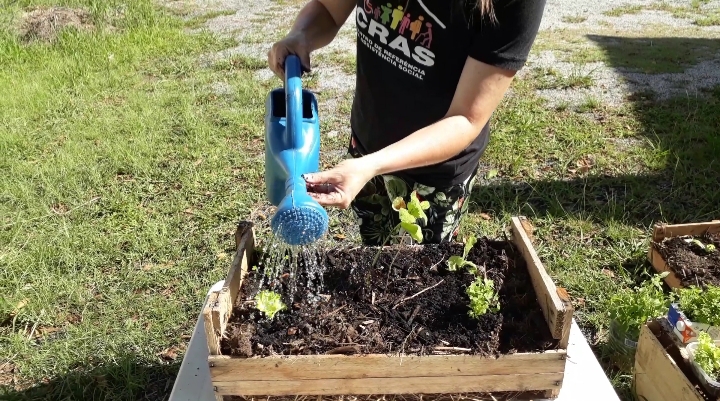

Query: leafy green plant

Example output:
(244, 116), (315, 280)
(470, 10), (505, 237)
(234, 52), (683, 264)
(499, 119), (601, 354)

(686, 238), (717, 253)
(447, 235), (479, 274)
(373, 190), (429, 269)
(255, 290), (286, 320)
(467, 277), (500, 318)
(678, 285), (720, 326)
(694, 331), (720, 380)
(445, 235), (499, 318)
(392, 190), (430, 243)
(607, 272), (673, 340)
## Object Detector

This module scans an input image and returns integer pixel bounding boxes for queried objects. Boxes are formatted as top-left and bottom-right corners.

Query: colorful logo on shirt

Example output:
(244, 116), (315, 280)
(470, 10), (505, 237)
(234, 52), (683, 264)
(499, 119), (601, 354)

(357, 0), (441, 80)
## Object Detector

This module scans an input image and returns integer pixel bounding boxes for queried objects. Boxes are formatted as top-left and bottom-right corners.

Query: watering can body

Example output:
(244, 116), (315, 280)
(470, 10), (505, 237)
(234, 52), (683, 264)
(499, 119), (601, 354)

(264, 55), (328, 245)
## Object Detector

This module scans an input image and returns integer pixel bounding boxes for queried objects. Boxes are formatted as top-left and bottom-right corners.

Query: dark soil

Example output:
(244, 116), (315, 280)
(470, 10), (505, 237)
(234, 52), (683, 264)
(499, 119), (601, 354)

(654, 233), (720, 288)
(220, 238), (559, 357)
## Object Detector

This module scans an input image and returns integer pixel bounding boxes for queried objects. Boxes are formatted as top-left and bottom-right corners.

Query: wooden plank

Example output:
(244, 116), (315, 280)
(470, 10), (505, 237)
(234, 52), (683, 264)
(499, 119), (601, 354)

(510, 217), (573, 345)
(633, 322), (704, 401)
(223, 222), (255, 308)
(213, 373), (563, 396)
(208, 351), (566, 381)
(205, 222), (255, 356)
(647, 246), (684, 289)
(652, 220), (720, 242)
(203, 291), (221, 356)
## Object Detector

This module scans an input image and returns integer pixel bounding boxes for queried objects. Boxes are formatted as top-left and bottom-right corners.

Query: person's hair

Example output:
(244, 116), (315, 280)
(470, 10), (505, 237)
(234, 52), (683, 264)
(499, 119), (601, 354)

(475, 0), (497, 23)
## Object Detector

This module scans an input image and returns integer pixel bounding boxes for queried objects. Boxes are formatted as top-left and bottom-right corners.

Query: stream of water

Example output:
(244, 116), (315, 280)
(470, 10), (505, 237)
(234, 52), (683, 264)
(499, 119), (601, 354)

(251, 228), (326, 302)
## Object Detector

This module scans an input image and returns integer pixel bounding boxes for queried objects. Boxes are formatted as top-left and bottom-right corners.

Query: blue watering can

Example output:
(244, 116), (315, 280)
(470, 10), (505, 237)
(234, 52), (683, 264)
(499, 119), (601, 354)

(264, 55), (329, 246)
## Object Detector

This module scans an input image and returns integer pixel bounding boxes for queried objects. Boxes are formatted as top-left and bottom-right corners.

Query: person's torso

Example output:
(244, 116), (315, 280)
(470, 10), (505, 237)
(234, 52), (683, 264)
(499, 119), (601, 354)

(351, 0), (490, 186)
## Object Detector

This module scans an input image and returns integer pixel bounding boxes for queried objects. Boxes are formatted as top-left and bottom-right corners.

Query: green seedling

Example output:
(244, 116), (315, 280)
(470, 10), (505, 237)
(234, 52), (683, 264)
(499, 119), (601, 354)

(393, 190), (430, 243)
(467, 277), (500, 318)
(678, 285), (720, 326)
(373, 190), (430, 269)
(255, 290), (286, 320)
(685, 238), (717, 253)
(694, 331), (720, 380)
(447, 235), (480, 274)
(607, 272), (673, 340)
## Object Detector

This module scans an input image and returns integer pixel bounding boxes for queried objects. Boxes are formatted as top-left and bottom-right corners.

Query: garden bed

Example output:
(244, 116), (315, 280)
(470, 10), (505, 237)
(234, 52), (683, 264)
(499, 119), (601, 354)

(648, 221), (720, 289)
(203, 217), (573, 399)
(633, 318), (716, 401)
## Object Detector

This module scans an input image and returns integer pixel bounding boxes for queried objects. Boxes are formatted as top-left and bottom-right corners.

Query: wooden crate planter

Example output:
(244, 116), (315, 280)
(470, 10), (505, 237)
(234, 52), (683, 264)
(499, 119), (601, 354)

(648, 220), (720, 289)
(633, 318), (711, 401)
(203, 217), (574, 400)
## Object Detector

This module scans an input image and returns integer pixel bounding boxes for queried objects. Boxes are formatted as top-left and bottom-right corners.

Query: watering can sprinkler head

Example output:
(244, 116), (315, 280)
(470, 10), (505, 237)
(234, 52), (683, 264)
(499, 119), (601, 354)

(264, 54), (329, 246)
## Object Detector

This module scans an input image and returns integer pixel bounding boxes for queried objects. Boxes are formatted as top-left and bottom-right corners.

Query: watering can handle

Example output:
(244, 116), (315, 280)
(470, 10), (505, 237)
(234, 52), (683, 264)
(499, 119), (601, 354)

(284, 55), (303, 150)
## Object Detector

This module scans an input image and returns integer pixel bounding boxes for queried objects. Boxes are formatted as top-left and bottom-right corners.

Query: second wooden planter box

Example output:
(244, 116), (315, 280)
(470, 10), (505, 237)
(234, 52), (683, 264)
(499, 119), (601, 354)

(202, 217), (574, 400)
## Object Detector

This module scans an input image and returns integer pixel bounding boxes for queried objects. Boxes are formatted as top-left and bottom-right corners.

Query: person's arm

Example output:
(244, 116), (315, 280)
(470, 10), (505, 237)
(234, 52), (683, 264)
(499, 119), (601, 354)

(268, 0), (356, 74)
(360, 58), (515, 177)
(294, 0), (356, 51)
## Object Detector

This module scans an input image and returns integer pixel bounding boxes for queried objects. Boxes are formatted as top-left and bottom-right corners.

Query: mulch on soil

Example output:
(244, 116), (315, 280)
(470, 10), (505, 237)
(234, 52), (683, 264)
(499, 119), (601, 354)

(654, 232), (720, 288)
(220, 238), (559, 358)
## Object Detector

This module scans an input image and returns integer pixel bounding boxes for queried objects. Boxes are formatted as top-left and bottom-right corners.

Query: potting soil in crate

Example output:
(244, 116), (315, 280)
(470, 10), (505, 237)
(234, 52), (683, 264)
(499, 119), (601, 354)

(649, 221), (720, 289)
(204, 217), (573, 400)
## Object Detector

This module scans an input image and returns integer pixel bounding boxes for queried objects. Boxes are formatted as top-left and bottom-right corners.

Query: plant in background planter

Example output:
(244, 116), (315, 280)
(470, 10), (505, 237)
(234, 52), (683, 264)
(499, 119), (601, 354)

(606, 272), (672, 369)
(687, 331), (720, 397)
(668, 284), (720, 343)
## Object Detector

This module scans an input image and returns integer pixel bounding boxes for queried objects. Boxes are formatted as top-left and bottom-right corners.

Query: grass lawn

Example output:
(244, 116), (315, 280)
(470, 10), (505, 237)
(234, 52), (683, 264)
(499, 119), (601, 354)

(1, 1), (719, 400)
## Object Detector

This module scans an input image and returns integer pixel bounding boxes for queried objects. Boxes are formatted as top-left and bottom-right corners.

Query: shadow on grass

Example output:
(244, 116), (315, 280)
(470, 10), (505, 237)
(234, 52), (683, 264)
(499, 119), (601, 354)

(0, 355), (179, 401)
(469, 36), (720, 398)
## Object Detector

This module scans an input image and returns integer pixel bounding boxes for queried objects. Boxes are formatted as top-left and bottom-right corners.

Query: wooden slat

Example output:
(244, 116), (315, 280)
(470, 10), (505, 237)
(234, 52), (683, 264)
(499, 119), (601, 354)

(204, 222), (255, 356)
(223, 222), (255, 307)
(208, 351), (566, 381)
(510, 217), (573, 346)
(203, 291), (221, 355)
(633, 322), (704, 401)
(652, 220), (720, 242)
(213, 373), (563, 395)
(647, 246), (684, 289)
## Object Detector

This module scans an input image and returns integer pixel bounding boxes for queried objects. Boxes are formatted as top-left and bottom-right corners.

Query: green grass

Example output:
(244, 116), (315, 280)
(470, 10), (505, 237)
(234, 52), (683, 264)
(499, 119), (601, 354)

(535, 29), (720, 74)
(604, 5), (643, 17)
(2, 1), (720, 401)
(562, 15), (588, 23)
(532, 67), (595, 90)
(0, 1), (272, 399)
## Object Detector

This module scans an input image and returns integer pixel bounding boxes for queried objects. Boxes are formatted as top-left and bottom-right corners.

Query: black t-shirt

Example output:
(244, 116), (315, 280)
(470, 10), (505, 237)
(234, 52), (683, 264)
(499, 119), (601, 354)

(350, 0), (546, 187)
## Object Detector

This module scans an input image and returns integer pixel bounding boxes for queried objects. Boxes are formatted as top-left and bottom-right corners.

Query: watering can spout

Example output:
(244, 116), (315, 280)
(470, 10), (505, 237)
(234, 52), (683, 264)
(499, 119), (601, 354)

(264, 55), (329, 246)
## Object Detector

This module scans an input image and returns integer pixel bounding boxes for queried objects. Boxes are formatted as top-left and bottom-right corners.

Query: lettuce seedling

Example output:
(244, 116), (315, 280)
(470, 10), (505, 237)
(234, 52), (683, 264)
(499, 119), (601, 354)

(694, 331), (720, 380)
(678, 285), (720, 327)
(607, 272), (672, 340)
(467, 277), (500, 318)
(393, 190), (430, 243)
(255, 290), (286, 320)
(447, 235), (479, 274)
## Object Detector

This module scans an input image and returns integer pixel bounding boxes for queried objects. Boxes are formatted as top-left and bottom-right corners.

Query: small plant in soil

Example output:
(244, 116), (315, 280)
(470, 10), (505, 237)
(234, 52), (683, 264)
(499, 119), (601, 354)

(392, 190), (429, 243)
(694, 331), (720, 380)
(254, 290), (286, 320)
(447, 235), (499, 318)
(467, 276), (500, 318)
(678, 285), (720, 326)
(607, 272), (672, 340)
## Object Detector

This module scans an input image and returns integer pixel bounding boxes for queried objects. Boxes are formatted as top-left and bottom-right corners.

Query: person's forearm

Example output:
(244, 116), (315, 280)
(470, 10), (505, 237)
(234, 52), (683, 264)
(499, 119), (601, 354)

(361, 115), (485, 177)
(288, 0), (344, 51)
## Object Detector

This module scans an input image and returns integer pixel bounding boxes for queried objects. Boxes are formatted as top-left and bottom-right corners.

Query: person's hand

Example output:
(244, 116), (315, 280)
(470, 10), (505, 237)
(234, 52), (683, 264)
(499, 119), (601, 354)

(303, 158), (377, 209)
(267, 33), (312, 80)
